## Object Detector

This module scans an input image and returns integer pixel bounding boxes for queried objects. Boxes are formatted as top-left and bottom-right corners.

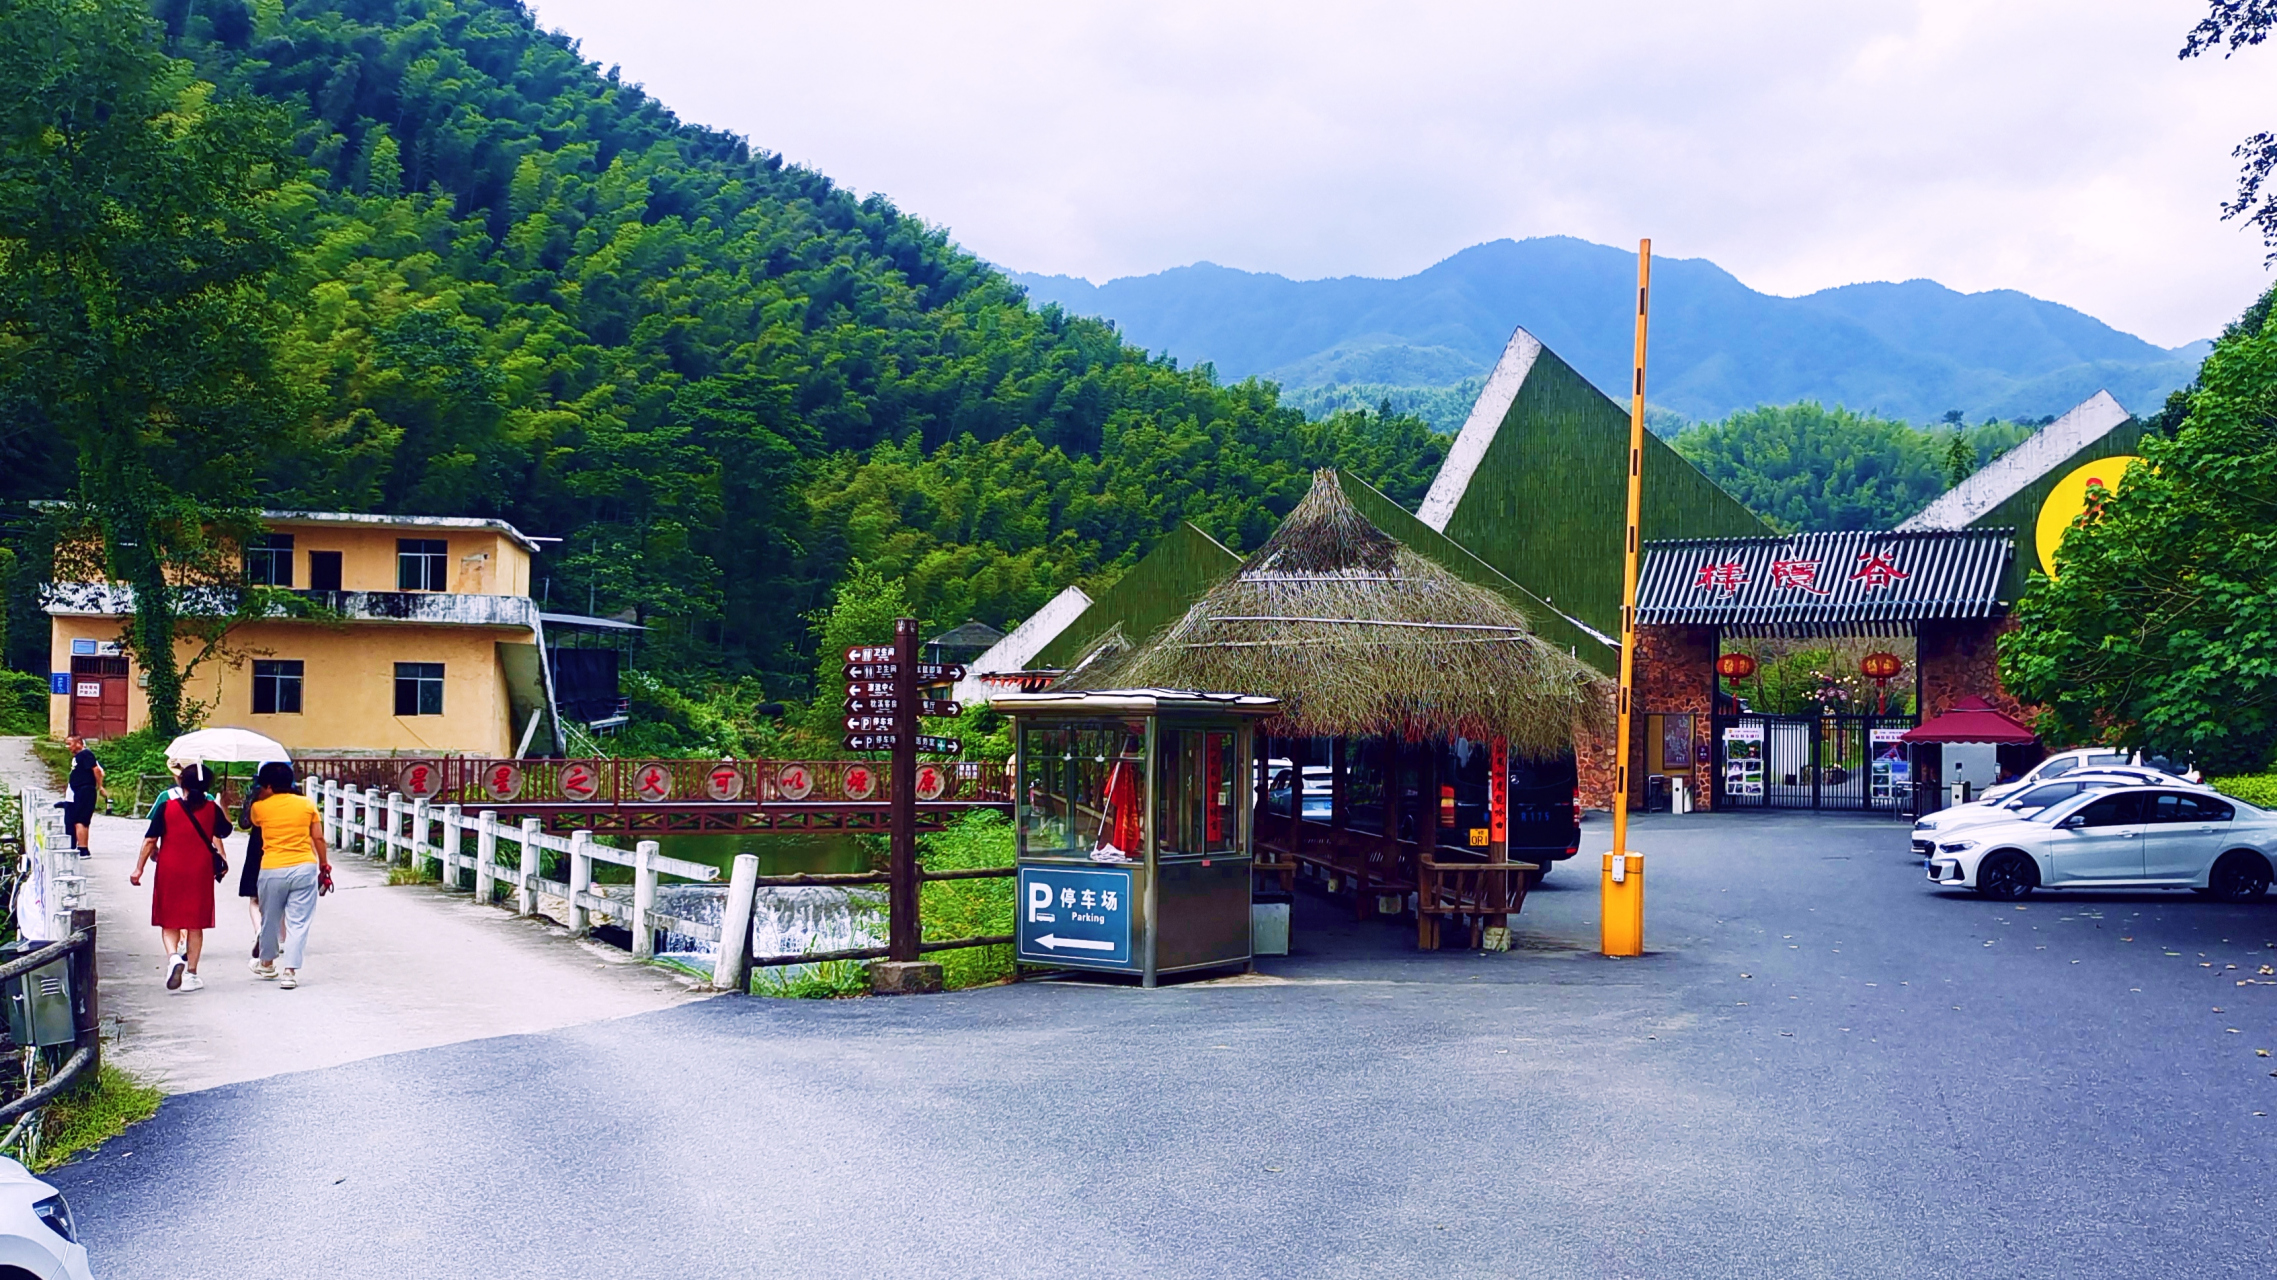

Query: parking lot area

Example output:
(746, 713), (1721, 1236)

(53, 811), (2277, 1279)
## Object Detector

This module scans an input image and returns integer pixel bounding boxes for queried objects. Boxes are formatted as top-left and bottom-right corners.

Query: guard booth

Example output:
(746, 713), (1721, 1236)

(992, 689), (1279, 987)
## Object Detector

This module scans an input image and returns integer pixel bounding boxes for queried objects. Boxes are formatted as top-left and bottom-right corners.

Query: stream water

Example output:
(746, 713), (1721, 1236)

(612, 832), (886, 974)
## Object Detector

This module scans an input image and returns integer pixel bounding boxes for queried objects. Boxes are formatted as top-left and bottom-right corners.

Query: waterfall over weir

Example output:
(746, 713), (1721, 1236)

(656, 884), (886, 974)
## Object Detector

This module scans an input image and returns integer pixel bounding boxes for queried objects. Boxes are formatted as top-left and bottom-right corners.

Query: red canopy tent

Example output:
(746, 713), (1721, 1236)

(1899, 696), (2037, 745)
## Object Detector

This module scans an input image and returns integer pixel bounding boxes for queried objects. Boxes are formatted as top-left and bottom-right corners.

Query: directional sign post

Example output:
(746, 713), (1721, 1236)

(887, 620), (921, 966)
(1016, 866), (1134, 968)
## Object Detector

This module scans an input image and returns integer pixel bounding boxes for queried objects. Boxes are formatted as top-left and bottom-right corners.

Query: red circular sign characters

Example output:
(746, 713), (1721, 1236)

(559, 761), (602, 802)
(842, 763), (878, 801)
(705, 764), (743, 802)
(634, 762), (673, 803)
(915, 763), (950, 802)
(775, 763), (813, 801)
(398, 760), (444, 800)
(484, 763), (524, 802)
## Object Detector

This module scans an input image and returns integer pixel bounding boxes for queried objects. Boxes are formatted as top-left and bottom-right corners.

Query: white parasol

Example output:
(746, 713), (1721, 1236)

(165, 726), (291, 765)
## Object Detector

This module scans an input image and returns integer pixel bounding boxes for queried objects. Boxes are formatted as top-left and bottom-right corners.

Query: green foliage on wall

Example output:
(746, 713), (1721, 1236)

(1435, 345), (1770, 644)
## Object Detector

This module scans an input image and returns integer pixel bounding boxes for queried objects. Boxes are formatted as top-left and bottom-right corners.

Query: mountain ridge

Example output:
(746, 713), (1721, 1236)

(1010, 237), (2204, 425)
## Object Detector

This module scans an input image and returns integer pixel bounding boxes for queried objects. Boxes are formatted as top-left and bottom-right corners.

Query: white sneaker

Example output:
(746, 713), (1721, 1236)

(278, 969), (298, 990)
(250, 958), (277, 979)
(165, 953), (186, 991)
(178, 972), (204, 992)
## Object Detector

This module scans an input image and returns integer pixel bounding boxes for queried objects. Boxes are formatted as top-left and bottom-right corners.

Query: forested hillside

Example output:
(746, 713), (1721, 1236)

(0, 0), (1443, 694)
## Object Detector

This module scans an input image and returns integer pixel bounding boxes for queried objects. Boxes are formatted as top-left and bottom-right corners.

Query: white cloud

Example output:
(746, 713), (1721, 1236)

(530, 0), (2276, 345)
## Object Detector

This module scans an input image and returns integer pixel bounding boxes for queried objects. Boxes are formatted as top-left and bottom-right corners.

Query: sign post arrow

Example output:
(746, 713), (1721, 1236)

(1032, 934), (1117, 952)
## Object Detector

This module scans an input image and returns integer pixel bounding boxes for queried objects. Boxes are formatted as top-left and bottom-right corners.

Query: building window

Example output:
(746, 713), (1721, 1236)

(252, 660), (304, 715)
(309, 550), (343, 592)
(246, 534), (294, 587)
(394, 662), (444, 716)
(397, 539), (448, 591)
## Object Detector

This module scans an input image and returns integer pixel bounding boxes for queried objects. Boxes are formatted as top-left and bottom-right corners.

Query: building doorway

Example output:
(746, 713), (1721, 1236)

(68, 656), (129, 738)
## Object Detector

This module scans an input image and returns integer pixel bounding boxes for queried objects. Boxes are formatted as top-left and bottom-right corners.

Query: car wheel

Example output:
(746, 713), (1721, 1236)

(1975, 851), (2037, 900)
(1525, 865), (1548, 889)
(2208, 851), (2273, 903)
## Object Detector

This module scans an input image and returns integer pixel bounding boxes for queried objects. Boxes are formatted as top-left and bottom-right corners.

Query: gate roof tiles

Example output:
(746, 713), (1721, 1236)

(1636, 529), (2013, 634)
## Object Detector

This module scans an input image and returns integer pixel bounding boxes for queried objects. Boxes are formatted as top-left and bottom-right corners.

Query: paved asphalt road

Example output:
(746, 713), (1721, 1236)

(51, 812), (2277, 1279)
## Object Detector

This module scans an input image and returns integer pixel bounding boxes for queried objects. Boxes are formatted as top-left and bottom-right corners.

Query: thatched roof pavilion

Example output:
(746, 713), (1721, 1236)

(1072, 469), (1606, 757)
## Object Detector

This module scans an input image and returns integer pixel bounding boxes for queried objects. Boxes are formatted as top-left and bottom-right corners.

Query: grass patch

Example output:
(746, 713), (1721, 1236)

(29, 1065), (162, 1172)
(386, 862), (441, 886)
(919, 811), (1015, 990)
(751, 958), (872, 998)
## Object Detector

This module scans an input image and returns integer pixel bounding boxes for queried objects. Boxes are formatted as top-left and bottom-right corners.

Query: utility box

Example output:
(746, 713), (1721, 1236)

(0, 939), (76, 1050)
(992, 688), (1280, 987)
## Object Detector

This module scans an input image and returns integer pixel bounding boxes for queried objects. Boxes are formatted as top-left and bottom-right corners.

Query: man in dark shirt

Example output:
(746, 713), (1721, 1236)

(65, 734), (102, 855)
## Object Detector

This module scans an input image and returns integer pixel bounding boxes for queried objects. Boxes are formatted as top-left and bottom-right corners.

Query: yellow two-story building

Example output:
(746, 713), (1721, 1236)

(46, 511), (587, 757)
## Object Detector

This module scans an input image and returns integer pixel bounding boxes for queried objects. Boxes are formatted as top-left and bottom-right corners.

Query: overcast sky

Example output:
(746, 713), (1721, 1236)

(528, 0), (2274, 347)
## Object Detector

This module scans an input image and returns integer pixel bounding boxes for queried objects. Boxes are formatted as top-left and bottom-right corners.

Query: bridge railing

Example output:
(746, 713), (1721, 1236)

(312, 777), (732, 970)
(311, 777), (1014, 988)
(297, 756), (1012, 809)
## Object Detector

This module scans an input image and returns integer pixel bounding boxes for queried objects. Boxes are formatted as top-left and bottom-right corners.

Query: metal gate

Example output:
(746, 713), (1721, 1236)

(1713, 712), (1915, 812)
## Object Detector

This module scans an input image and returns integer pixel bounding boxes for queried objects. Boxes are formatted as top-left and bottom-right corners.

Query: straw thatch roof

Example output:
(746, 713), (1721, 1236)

(1070, 470), (1608, 755)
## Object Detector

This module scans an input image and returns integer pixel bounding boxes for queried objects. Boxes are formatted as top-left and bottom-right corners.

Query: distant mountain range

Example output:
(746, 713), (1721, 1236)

(1010, 237), (2208, 428)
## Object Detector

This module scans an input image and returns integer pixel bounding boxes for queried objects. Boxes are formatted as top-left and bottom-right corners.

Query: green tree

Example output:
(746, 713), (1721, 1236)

(2001, 285), (2277, 772)
(0, 0), (302, 734)
(1944, 433), (1975, 488)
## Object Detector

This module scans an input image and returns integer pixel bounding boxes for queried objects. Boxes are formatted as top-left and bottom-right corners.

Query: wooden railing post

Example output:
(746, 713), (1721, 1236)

(516, 818), (541, 916)
(318, 779), (336, 848)
(410, 798), (430, 878)
(632, 839), (658, 959)
(385, 791), (405, 866)
(475, 810), (498, 904)
(566, 829), (592, 934)
(712, 853), (759, 993)
(439, 804), (462, 889)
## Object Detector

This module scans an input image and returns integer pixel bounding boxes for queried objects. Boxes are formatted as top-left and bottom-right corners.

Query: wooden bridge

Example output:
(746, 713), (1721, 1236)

(294, 755), (1012, 836)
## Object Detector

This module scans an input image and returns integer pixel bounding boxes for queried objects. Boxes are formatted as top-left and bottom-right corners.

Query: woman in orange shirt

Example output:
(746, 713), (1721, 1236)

(247, 762), (330, 989)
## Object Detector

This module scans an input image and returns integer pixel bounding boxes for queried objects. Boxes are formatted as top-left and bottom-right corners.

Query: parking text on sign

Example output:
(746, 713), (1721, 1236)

(1016, 865), (1134, 967)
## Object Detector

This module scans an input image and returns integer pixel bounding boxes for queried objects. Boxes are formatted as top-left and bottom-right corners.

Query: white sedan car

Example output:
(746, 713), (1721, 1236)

(1925, 785), (2277, 901)
(0, 1155), (91, 1279)
(1910, 770), (2206, 859)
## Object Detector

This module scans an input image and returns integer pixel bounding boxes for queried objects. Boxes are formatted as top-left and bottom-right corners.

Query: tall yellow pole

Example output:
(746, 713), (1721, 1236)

(1601, 239), (1651, 958)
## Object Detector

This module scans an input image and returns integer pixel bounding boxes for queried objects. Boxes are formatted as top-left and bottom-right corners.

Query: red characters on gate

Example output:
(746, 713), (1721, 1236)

(1693, 561), (1748, 595)
(1767, 557), (1831, 595)
(1848, 550), (1911, 592)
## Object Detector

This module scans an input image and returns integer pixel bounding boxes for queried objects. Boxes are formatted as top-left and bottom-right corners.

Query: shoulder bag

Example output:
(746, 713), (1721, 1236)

(175, 798), (230, 883)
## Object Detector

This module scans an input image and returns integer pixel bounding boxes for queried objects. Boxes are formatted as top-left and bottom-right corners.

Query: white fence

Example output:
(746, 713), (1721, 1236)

(11, 788), (85, 943)
(312, 778), (758, 990)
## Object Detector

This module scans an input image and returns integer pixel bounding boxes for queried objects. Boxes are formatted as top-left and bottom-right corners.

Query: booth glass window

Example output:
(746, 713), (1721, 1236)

(1020, 720), (1146, 858)
(1155, 728), (1239, 856)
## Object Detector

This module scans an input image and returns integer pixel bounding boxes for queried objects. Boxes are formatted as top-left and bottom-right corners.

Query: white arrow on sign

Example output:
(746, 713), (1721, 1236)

(1031, 933), (1115, 952)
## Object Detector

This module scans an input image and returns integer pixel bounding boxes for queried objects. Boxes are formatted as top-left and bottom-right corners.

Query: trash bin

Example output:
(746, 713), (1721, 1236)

(1251, 889), (1291, 956)
(1645, 774), (1670, 812)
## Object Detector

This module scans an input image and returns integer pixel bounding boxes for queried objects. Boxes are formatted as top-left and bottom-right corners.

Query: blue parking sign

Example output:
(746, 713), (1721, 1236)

(1016, 865), (1134, 967)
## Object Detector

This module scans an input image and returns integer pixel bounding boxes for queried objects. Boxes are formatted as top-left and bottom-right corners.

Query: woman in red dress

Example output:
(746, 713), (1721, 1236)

(130, 763), (231, 993)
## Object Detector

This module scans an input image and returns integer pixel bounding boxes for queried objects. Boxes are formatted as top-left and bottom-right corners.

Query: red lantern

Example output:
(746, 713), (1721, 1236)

(1715, 652), (1758, 683)
(1860, 651), (1904, 714)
